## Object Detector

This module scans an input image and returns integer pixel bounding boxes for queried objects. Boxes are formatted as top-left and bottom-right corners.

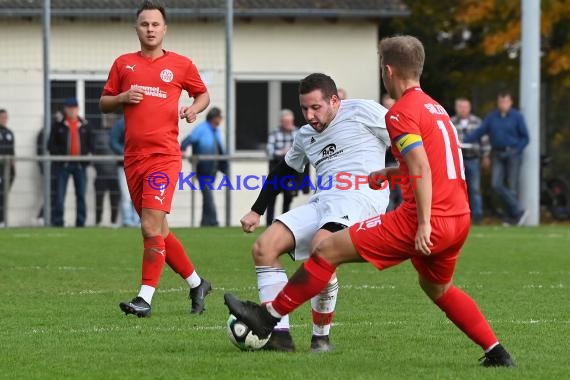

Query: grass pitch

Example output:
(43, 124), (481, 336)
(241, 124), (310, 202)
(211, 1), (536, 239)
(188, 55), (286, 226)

(1, 226), (569, 379)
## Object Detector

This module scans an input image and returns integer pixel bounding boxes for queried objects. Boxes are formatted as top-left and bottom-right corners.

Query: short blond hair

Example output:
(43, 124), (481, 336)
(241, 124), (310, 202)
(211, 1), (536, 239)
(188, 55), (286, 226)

(379, 35), (425, 80)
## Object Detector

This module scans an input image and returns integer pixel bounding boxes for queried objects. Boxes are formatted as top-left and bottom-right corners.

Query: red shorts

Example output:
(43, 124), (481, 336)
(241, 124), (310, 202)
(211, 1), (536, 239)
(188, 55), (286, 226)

(349, 208), (471, 284)
(124, 154), (181, 215)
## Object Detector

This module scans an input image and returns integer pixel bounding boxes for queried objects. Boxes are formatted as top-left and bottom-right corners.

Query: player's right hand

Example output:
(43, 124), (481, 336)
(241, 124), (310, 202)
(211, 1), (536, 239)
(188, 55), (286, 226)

(415, 222), (433, 255)
(241, 211), (261, 233)
(119, 88), (145, 104)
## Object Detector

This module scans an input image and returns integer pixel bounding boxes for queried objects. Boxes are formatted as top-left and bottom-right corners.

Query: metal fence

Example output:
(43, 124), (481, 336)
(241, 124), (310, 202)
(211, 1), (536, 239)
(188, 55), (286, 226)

(0, 154), (315, 228)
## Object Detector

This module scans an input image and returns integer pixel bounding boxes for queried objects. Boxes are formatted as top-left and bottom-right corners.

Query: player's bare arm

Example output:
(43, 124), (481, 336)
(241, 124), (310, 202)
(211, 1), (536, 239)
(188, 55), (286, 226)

(245, 159), (301, 233)
(179, 91), (210, 123)
(402, 146), (433, 255)
(368, 166), (401, 189)
(99, 88), (145, 113)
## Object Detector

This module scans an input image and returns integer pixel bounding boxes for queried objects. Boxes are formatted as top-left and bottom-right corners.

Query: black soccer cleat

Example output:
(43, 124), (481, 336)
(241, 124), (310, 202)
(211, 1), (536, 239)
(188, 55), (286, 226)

(310, 335), (334, 353)
(480, 344), (516, 367)
(189, 278), (212, 314)
(262, 330), (296, 352)
(223, 293), (280, 339)
(119, 296), (151, 318)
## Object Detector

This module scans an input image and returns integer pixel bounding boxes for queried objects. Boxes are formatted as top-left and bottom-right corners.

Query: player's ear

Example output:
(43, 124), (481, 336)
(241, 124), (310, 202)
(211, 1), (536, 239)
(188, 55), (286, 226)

(330, 94), (340, 105)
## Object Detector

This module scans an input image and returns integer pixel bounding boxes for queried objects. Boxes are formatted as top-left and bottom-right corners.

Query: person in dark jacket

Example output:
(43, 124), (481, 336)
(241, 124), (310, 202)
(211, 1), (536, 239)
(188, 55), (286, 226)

(49, 97), (91, 227)
(0, 109), (15, 226)
(91, 115), (120, 226)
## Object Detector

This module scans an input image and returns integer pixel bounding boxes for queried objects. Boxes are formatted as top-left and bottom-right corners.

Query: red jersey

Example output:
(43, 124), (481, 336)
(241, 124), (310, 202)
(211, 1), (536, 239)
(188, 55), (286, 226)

(102, 51), (207, 156)
(386, 87), (470, 217)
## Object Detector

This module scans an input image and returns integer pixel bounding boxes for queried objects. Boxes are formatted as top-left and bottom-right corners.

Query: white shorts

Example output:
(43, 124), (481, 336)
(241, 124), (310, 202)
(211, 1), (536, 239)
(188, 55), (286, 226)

(275, 195), (384, 261)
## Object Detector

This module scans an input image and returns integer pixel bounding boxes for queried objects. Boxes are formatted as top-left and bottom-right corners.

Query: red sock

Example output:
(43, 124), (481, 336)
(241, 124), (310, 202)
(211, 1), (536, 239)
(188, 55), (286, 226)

(164, 232), (195, 279)
(272, 255), (335, 316)
(142, 236), (166, 287)
(435, 286), (498, 350)
(312, 310), (334, 325)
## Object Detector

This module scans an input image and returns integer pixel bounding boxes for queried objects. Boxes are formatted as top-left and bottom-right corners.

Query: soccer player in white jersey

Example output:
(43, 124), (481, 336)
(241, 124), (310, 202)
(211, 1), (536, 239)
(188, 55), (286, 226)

(239, 73), (390, 352)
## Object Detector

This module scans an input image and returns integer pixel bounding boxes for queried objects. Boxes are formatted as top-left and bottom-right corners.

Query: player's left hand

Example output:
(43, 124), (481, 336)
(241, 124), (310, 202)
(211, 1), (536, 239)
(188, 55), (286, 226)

(179, 107), (197, 123)
(415, 223), (433, 255)
(368, 169), (389, 189)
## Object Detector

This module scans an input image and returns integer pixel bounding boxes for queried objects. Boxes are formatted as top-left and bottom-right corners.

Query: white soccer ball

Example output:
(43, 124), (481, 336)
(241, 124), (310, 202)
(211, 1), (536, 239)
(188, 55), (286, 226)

(226, 314), (270, 351)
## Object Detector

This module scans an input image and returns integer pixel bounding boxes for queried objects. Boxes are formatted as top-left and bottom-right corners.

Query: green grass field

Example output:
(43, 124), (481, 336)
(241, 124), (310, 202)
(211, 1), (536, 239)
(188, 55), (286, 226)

(1, 226), (569, 379)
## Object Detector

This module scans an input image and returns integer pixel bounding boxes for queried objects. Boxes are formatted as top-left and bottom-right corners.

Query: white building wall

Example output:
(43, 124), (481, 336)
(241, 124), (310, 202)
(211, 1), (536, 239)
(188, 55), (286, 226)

(0, 18), (379, 227)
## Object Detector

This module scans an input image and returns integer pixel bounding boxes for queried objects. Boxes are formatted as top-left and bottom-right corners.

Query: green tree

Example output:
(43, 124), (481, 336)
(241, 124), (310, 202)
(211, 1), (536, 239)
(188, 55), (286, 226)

(381, 0), (570, 173)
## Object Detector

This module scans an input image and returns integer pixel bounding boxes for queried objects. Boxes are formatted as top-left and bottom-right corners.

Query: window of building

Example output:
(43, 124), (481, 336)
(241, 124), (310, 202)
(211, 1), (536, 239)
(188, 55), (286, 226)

(50, 77), (109, 128)
(235, 79), (302, 151)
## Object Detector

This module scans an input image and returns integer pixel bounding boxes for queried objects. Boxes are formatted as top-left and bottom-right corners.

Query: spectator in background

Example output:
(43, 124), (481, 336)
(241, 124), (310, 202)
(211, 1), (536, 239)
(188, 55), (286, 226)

(110, 116), (140, 227)
(181, 107), (228, 226)
(265, 109), (298, 226)
(49, 97), (91, 227)
(465, 91), (529, 226)
(35, 113), (61, 225)
(381, 94), (401, 211)
(0, 109), (15, 227)
(337, 88), (348, 100)
(91, 114), (120, 226)
(451, 97), (489, 224)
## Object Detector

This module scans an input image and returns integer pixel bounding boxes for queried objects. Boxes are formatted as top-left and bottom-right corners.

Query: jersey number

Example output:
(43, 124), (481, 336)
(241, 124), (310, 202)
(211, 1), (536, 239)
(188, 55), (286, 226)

(436, 120), (465, 180)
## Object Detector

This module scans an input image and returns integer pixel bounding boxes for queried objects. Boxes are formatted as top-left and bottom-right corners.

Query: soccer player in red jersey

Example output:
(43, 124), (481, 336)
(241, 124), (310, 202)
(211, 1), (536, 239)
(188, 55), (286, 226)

(100, 0), (212, 317)
(225, 35), (515, 367)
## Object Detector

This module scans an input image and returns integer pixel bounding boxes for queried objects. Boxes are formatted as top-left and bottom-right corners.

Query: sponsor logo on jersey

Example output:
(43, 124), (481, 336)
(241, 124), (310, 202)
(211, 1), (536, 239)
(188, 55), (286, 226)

(130, 84), (167, 99)
(160, 69), (174, 83)
(154, 195), (165, 205)
(125, 64), (136, 71)
(320, 144), (337, 157)
(314, 143), (344, 166)
(310, 136), (316, 144)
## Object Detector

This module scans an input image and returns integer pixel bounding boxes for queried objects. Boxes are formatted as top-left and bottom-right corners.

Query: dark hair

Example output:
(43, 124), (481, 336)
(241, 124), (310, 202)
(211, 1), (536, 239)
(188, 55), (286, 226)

(497, 91), (512, 99)
(299, 73), (338, 100)
(0, 109), (6, 114)
(379, 35), (425, 80)
(137, 0), (166, 22)
(206, 107), (222, 121)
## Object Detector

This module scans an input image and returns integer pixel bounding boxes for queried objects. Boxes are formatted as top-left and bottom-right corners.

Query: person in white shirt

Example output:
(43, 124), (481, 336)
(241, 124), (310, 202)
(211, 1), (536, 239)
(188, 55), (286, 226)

(239, 73), (390, 352)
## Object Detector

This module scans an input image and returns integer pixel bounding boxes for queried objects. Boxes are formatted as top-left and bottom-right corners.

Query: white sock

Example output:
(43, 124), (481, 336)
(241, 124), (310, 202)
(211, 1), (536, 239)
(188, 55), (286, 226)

(138, 285), (156, 305)
(256, 266), (290, 330)
(185, 271), (202, 288)
(266, 302), (283, 318)
(311, 277), (339, 336)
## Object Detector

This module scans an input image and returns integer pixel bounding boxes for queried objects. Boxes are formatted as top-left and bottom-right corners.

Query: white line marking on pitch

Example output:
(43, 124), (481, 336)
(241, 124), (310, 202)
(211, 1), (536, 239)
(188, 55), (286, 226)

(26, 318), (570, 336)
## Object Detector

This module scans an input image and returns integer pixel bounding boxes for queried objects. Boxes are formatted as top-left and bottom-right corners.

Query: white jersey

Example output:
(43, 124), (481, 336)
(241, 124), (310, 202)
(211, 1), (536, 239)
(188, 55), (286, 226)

(285, 99), (391, 206)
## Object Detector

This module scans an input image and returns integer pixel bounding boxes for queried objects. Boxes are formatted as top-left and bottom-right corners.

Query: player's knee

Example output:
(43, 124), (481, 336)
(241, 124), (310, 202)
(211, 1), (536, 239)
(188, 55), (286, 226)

(312, 238), (333, 260)
(251, 239), (279, 265)
(418, 276), (448, 301)
(140, 218), (161, 238)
